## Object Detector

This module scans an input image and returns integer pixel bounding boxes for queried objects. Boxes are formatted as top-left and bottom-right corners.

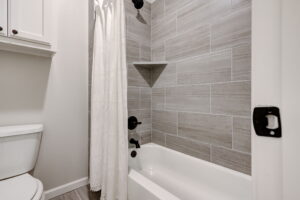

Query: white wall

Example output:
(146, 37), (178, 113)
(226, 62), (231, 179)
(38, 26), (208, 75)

(0, 0), (89, 191)
(252, 0), (282, 199)
(282, 0), (300, 199)
(253, 0), (300, 199)
(0, 52), (51, 125)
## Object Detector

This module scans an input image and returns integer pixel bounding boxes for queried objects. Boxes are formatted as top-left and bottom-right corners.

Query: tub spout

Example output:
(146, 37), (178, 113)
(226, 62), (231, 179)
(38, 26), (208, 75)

(129, 138), (140, 148)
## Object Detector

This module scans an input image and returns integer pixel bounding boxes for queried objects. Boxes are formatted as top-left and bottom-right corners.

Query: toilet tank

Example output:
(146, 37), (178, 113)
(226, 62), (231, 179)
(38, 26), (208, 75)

(0, 124), (43, 180)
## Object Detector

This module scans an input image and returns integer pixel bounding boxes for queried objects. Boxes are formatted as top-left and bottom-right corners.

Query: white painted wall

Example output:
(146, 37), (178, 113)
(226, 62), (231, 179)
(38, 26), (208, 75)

(0, 0), (89, 191)
(253, 0), (300, 199)
(0, 52), (51, 125)
(281, 0), (300, 199)
(252, 0), (283, 199)
(34, 0), (89, 190)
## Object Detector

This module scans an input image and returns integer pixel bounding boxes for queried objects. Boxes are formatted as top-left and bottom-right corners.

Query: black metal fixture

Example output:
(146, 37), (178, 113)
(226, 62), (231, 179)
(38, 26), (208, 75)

(132, 0), (147, 24)
(12, 29), (18, 35)
(129, 138), (140, 148)
(128, 116), (142, 130)
(0, 26), (3, 31)
(132, 0), (144, 9)
(131, 150), (137, 158)
(253, 106), (282, 138)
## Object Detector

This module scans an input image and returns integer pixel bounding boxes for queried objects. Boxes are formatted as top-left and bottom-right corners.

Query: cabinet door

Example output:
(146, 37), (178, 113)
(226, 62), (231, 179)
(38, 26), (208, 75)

(8, 0), (48, 44)
(0, 0), (7, 36)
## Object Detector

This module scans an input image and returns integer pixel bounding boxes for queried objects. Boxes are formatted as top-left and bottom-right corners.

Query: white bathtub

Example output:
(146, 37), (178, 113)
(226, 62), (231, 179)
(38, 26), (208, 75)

(128, 143), (252, 200)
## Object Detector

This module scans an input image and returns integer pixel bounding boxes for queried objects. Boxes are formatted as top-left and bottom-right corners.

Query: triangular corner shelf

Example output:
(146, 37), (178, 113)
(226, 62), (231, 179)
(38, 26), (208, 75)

(132, 61), (168, 69)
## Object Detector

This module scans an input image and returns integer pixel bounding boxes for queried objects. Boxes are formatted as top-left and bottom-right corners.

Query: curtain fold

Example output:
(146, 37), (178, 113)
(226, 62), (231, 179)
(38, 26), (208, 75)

(90, 0), (128, 199)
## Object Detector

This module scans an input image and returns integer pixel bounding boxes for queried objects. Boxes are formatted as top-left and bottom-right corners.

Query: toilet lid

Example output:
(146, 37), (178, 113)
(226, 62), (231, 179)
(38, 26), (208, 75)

(0, 173), (38, 200)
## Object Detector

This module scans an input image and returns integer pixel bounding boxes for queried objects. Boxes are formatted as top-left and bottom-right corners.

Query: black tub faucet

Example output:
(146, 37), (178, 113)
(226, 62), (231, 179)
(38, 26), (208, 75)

(129, 138), (140, 148)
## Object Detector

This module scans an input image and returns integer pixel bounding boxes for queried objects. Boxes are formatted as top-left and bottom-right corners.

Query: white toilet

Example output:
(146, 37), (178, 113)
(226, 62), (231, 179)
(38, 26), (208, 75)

(0, 124), (44, 200)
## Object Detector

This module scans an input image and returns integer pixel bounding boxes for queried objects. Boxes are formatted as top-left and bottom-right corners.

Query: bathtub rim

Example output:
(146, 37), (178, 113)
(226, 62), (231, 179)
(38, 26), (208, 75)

(137, 142), (252, 181)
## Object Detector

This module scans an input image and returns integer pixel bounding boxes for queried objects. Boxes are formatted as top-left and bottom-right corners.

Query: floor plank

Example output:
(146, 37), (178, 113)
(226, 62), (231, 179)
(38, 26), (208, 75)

(49, 185), (101, 200)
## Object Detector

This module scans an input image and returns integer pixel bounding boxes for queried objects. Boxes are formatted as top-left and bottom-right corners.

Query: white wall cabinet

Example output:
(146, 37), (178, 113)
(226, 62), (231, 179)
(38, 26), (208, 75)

(0, 0), (53, 57)
(8, 0), (49, 44)
(0, 0), (7, 36)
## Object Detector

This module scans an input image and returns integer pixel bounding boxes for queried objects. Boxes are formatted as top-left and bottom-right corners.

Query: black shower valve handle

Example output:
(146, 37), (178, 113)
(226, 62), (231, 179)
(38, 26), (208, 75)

(131, 118), (142, 126)
(128, 116), (142, 130)
(131, 120), (142, 127)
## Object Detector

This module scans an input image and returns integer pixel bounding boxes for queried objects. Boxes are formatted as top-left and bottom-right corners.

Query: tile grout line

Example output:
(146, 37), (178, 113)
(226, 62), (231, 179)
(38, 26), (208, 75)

(164, 87), (166, 111)
(153, 129), (251, 156)
(150, 1), (154, 144)
(209, 23), (212, 53)
(177, 111), (179, 136)
(231, 47), (233, 81)
(149, 80), (251, 89)
(209, 84), (212, 113)
(231, 116), (234, 150)
(163, 46), (236, 64)
(152, 108), (251, 119)
(210, 144), (212, 162)
(174, 3), (179, 142)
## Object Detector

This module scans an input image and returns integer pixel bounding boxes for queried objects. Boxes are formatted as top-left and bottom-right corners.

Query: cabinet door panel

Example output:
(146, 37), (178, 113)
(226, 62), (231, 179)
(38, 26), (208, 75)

(8, 0), (47, 44)
(0, 0), (7, 36)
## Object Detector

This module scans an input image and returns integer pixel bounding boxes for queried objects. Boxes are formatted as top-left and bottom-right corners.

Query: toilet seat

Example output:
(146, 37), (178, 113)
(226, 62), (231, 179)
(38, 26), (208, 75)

(0, 173), (43, 200)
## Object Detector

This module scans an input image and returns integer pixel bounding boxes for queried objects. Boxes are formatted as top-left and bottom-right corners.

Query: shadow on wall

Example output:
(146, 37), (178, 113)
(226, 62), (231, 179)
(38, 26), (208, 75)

(0, 50), (51, 126)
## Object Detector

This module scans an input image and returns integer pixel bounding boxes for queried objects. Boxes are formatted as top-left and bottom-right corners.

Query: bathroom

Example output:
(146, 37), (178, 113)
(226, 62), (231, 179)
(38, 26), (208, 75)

(0, 0), (299, 199)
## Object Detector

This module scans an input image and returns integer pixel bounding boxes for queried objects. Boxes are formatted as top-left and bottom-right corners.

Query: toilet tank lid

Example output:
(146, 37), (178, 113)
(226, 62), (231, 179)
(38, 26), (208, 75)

(0, 124), (43, 138)
(0, 173), (39, 200)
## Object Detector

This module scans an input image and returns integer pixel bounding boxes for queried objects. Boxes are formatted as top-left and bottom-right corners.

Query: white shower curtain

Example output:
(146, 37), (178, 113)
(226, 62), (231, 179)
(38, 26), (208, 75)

(90, 0), (128, 199)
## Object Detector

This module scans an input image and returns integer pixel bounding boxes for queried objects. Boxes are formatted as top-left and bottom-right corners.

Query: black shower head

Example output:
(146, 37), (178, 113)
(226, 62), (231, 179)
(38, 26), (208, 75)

(132, 0), (144, 9)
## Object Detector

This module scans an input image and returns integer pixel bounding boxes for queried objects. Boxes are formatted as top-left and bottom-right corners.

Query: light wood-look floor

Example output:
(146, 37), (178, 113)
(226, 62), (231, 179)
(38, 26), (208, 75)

(49, 185), (100, 200)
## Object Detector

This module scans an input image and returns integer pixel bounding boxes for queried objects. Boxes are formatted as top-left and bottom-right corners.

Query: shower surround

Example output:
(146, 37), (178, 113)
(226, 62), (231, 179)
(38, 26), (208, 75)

(126, 0), (251, 175)
(126, 0), (152, 145)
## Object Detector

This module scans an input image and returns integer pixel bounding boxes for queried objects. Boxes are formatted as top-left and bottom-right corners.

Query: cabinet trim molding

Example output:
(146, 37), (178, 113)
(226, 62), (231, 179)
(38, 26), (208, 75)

(0, 37), (55, 57)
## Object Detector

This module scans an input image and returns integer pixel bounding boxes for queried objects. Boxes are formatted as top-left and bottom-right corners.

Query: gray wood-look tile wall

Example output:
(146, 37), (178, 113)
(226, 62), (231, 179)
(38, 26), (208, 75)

(126, 0), (152, 145)
(149, 0), (252, 175)
(126, 0), (251, 175)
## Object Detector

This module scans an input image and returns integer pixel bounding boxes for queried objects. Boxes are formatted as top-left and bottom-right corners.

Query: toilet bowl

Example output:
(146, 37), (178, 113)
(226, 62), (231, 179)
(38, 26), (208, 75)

(0, 124), (44, 200)
(0, 173), (44, 200)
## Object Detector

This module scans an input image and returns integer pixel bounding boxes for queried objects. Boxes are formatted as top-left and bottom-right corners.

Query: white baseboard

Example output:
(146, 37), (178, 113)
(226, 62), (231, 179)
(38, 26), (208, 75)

(43, 177), (89, 200)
